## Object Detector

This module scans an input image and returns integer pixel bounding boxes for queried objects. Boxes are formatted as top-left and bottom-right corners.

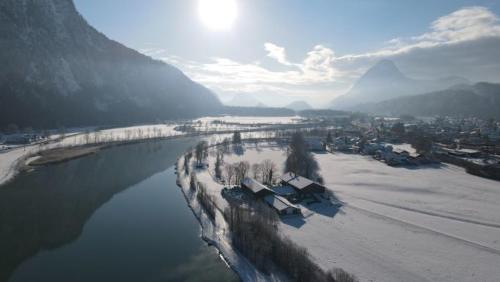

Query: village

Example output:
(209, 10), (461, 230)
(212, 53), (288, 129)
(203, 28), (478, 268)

(177, 124), (500, 282)
(303, 112), (500, 180)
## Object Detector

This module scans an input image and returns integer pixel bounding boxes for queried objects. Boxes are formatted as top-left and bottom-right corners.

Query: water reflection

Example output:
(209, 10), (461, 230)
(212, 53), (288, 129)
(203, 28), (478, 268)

(0, 138), (238, 282)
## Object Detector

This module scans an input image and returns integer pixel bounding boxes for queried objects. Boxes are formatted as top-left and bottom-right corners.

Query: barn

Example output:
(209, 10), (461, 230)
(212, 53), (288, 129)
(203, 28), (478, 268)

(280, 172), (325, 195)
(264, 195), (301, 215)
(241, 177), (274, 198)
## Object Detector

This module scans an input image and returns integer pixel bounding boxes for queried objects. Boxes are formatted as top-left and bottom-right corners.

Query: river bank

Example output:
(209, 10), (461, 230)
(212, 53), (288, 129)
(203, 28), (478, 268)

(2, 138), (238, 282)
(175, 155), (286, 282)
(0, 118), (325, 187)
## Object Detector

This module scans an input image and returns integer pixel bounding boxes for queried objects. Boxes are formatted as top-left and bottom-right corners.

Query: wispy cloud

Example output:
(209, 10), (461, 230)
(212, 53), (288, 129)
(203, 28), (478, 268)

(140, 6), (500, 106)
(335, 6), (500, 61)
(264, 42), (293, 66)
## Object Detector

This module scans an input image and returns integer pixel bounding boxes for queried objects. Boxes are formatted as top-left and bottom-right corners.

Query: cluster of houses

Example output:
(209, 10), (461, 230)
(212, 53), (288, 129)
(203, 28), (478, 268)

(0, 133), (46, 147)
(240, 172), (326, 216)
(324, 137), (433, 166)
(365, 143), (434, 166)
(434, 146), (500, 180)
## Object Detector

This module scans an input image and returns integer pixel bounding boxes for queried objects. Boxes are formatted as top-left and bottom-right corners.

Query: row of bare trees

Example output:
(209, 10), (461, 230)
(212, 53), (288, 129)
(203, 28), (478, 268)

(187, 171), (216, 220)
(224, 202), (357, 282)
(223, 161), (250, 185)
(252, 159), (279, 185)
(220, 159), (278, 186)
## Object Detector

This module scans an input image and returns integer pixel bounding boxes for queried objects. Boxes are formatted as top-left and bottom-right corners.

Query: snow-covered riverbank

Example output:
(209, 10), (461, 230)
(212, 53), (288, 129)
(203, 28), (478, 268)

(175, 156), (286, 282)
(0, 124), (181, 186)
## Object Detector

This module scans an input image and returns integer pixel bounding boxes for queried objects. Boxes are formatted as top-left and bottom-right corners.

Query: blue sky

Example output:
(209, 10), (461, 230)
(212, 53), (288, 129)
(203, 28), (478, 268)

(74, 0), (500, 106)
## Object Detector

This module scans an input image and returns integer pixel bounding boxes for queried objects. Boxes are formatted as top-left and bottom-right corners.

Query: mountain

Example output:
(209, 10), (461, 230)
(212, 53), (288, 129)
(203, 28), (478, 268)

(0, 0), (221, 128)
(225, 94), (264, 107)
(285, 100), (313, 111)
(330, 60), (469, 109)
(356, 82), (500, 118)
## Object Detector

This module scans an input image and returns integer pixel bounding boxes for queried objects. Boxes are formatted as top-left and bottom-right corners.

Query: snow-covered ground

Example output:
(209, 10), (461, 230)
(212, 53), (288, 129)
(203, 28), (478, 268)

(290, 153), (500, 282)
(202, 143), (500, 282)
(0, 121), (289, 186)
(195, 116), (303, 125)
(177, 158), (286, 282)
(386, 143), (417, 155)
(186, 116), (307, 133)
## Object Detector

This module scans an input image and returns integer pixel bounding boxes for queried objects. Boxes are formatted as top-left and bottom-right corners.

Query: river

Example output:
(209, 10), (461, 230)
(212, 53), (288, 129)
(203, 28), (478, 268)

(0, 138), (238, 282)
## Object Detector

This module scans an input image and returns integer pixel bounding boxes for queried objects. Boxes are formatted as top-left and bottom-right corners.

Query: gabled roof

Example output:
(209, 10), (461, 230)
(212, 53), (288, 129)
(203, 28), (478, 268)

(264, 195), (299, 212)
(280, 172), (314, 190)
(241, 177), (272, 194)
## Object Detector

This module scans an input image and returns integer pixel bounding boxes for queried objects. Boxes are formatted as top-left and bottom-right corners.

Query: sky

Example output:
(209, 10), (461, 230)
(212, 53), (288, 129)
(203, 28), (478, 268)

(74, 0), (500, 107)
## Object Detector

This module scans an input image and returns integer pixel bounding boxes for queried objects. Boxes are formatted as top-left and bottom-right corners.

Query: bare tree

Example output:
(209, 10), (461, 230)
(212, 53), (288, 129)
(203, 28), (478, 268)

(234, 161), (250, 184)
(184, 151), (193, 174)
(190, 173), (197, 192)
(215, 148), (224, 180)
(224, 163), (236, 185)
(261, 159), (278, 185)
(252, 163), (262, 180)
(195, 141), (208, 166)
(222, 138), (231, 153)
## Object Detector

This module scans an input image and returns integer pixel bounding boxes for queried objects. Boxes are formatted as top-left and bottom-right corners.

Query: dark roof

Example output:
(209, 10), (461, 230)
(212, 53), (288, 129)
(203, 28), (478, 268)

(280, 172), (314, 190)
(241, 178), (272, 194)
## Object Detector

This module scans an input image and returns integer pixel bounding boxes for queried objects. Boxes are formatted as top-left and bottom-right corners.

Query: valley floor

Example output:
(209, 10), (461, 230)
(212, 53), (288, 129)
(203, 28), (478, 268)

(0, 124), (180, 186)
(202, 143), (500, 282)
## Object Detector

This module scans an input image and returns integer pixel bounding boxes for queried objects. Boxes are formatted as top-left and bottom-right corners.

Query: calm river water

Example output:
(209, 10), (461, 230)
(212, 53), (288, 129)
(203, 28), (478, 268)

(0, 138), (238, 282)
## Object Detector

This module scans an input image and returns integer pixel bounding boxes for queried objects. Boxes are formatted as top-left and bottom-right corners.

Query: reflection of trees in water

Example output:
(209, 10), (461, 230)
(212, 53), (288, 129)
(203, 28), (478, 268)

(0, 138), (198, 282)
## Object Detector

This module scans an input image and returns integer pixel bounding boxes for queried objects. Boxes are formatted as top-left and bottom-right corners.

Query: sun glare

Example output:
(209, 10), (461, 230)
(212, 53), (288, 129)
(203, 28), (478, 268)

(198, 0), (238, 31)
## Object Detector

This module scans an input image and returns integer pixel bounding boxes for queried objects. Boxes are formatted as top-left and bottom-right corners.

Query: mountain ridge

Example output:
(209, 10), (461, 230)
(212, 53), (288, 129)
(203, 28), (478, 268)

(285, 100), (313, 111)
(355, 82), (500, 118)
(330, 60), (469, 109)
(0, 0), (222, 128)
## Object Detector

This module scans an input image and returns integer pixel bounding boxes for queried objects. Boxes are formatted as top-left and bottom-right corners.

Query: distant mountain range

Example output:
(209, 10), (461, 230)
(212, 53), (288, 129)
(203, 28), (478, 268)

(356, 82), (500, 119)
(285, 100), (313, 111)
(225, 94), (266, 108)
(0, 0), (222, 128)
(330, 60), (469, 109)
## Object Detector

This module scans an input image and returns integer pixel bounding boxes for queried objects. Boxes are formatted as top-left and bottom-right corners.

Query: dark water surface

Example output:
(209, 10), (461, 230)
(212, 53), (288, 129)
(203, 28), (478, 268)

(0, 139), (238, 282)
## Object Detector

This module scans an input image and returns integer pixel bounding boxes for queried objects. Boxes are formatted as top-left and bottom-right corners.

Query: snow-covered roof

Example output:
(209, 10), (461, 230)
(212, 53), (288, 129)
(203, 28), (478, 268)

(281, 172), (314, 190)
(241, 177), (272, 194)
(264, 195), (299, 212)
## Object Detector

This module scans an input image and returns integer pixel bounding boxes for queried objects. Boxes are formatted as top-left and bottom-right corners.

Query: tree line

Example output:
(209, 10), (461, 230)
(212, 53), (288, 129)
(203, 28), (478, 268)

(224, 202), (357, 282)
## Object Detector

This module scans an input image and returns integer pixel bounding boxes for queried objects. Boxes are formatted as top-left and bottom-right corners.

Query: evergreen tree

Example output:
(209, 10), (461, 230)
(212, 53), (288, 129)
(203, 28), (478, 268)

(285, 132), (320, 180)
(232, 131), (242, 144)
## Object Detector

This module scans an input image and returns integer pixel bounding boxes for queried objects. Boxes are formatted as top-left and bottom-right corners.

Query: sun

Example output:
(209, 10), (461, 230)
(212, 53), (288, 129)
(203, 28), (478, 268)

(198, 0), (238, 31)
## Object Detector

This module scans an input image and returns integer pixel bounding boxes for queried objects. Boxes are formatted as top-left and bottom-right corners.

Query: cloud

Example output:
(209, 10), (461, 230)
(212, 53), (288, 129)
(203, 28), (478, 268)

(264, 42), (292, 66)
(335, 6), (500, 61)
(141, 6), (500, 106)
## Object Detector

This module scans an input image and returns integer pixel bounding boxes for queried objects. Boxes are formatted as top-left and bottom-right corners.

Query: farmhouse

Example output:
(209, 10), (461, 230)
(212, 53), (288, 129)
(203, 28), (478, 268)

(264, 195), (301, 215)
(280, 172), (325, 194)
(304, 137), (325, 152)
(4, 134), (37, 145)
(241, 177), (274, 198)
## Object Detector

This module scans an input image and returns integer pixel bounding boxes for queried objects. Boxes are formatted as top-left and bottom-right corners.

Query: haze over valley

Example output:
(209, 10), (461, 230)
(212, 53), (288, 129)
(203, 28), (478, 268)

(1, 1), (499, 282)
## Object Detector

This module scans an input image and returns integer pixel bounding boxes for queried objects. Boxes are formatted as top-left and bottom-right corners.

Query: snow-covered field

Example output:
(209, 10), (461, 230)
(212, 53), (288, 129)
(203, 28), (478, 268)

(204, 143), (500, 282)
(0, 121), (289, 186)
(195, 116), (303, 125)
